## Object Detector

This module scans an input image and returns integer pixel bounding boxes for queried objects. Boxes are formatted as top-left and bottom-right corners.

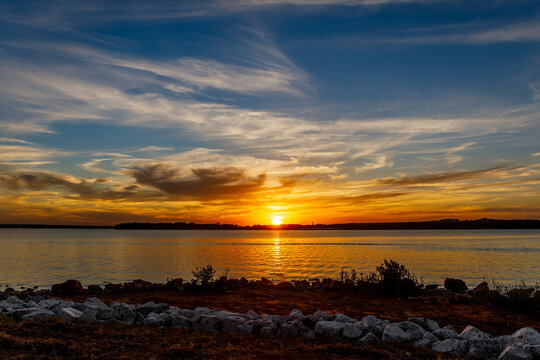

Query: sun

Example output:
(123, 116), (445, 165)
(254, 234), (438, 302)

(271, 216), (283, 226)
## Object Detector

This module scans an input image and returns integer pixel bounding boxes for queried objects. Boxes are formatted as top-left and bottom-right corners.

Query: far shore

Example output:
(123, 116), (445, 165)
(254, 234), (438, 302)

(2, 218), (540, 230)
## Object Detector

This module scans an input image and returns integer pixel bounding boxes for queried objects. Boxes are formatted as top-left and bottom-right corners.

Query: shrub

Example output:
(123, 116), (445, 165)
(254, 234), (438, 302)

(191, 265), (216, 286)
(374, 260), (418, 297)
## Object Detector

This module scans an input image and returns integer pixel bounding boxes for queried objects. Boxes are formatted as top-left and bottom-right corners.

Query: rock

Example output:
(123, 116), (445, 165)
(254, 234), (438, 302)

(425, 284), (439, 290)
(508, 327), (540, 345)
(264, 314), (290, 327)
(314, 321), (345, 337)
(334, 313), (356, 323)
(137, 302), (168, 316)
(472, 282), (490, 302)
(24, 295), (44, 303)
(84, 298), (114, 320)
(58, 307), (83, 321)
(433, 325), (460, 340)
(279, 319), (310, 337)
(39, 299), (60, 309)
(260, 326), (275, 335)
(245, 310), (259, 320)
(313, 311), (333, 322)
(382, 322), (424, 343)
(498, 345), (533, 360)
(194, 306), (214, 316)
(112, 303), (136, 323)
(343, 321), (367, 340)
(10, 308), (40, 319)
(142, 312), (170, 326)
(79, 308), (98, 322)
(431, 338), (468, 356)
(467, 339), (504, 359)
(170, 315), (191, 329)
(289, 309), (303, 319)
(407, 317), (439, 332)
(178, 308), (195, 319)
(6, 296), (23, 305)
(21, 309), (55, 320)
(413, 332), (439, 348)
(223, 315), (247, 334)
(192, 315), (222, 332)
(51, 280), (84, 296)
(302, 314), (318, 329)
(444, 278), (468, 293)
(362, 315), (383, 327)
(460, 325), (493, 341)
(87, 285), (103, 294)
(357, 332), (380, 344)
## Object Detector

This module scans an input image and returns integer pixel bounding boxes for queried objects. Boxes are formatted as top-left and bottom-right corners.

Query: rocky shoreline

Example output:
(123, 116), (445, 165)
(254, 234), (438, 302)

(1, 293), (539, 360)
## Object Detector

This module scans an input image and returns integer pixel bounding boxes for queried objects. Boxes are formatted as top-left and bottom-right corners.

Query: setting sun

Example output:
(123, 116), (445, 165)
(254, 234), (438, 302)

(271, 216), (283, 226)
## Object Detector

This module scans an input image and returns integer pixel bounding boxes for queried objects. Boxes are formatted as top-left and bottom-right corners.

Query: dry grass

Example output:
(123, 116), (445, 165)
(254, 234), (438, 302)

(0, 316), (457, 360)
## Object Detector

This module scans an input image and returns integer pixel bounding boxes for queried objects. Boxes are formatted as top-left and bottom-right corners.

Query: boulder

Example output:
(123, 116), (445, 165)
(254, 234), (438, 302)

(498, 345), (533, 360)
(357, 332), (380, 344)
(86, 285), (103, 294)
(10, 308), (40, 319)
(313, 310), (333, 322)
(178, 308), (195, 319)
(79, 308), (98, 322)
(260, 326), (275, 335)
(431, 338), (468, 356)
(58, 307), (83, 321)
(21, 309), (55, 320)
(279, 319), (310, 337)
(137, 302), (168, 316)
(508, 327), (540, 345)
(170, 315), (191, 329)
(112, 303), (136, 323)
(194, 306), (214, 316)
(314, 321), (345, 337)
(467, 339), (504, 359)
(460, 325), (493, 341)
(413, 332), (439, 348)
(433, 325), (460, 340)
(472, 282), (490, 302)
(51, 280), (84, 296)
(302, 314), (318, 329)
(245, 310), (259, 320)
(142, 312), (170, 327)
(334, 313), (356, 323)
(289, 309), (303, 319)
(192, 315), (222, 332)
(407, 317), (439, 332)
(222, 315), (248, 334)
(444, 278), (468, 293)
(343, 321), (367, 340)
(382, 321), (426, 343)
(6, 296), (23, 305)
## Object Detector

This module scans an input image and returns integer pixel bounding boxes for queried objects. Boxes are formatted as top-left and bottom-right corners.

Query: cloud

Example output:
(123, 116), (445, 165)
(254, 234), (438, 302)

(355, 155), (393, 173)
(0, 170), (163, 201)
(131, 163), (266, 199)
(375, 166), (508, 186)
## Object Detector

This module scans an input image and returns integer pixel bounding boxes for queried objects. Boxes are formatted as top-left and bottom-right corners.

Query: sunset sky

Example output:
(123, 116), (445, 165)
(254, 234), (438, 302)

(0, 0), (539, 225)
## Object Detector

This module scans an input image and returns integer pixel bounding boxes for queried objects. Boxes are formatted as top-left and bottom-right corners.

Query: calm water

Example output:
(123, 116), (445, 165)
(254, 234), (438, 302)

(0, 229), (539, 289)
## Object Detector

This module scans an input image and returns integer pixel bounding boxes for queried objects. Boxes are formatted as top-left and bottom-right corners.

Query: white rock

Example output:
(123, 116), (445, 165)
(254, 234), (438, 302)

(382, 321), (425, 343)
(58, 307), (83, 321)
(21, 309), (55, 320)
(222, 315), (247, 334)
(6, 296), (23, 305)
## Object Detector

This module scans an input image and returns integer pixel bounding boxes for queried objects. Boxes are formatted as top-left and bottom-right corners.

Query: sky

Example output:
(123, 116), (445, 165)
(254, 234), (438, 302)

(0, 0), (539, 225)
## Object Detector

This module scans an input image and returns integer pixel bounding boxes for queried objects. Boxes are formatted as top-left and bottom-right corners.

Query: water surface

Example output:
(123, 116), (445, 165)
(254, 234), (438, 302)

(0, 229), (539, 288)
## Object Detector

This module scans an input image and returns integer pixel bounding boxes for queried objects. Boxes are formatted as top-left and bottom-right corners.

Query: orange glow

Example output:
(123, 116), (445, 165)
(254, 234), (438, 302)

(271, 216), (283, 226)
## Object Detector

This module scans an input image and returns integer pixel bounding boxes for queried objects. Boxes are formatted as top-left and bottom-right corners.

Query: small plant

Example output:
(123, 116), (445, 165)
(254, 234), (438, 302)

(191, 265), (216, 286)
(374, 259), (418, 297)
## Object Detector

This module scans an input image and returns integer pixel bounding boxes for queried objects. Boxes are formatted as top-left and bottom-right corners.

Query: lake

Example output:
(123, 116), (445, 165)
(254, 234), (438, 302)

(0, 228), (539, 289)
